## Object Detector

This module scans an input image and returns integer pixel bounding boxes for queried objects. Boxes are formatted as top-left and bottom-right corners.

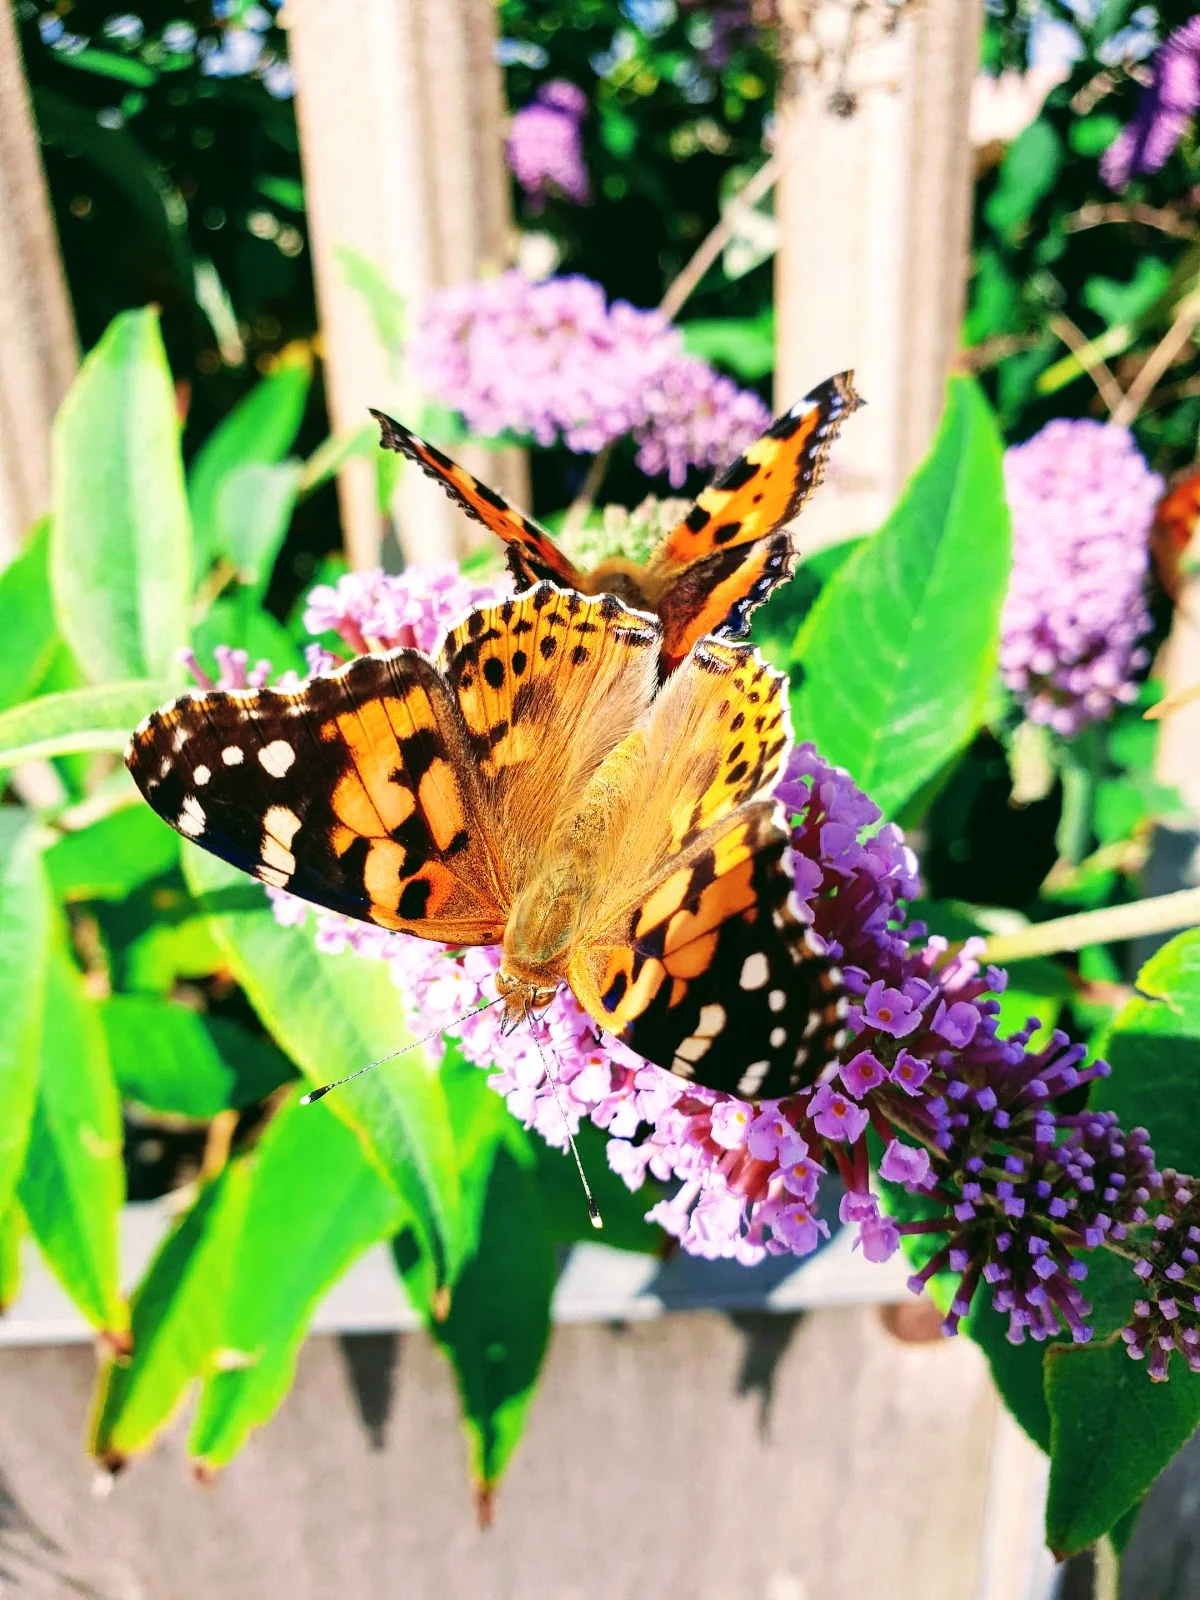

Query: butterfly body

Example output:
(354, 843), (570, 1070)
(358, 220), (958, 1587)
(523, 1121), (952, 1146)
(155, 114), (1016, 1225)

(372, 369), (861, 673)
(127, 585), (846, 1100)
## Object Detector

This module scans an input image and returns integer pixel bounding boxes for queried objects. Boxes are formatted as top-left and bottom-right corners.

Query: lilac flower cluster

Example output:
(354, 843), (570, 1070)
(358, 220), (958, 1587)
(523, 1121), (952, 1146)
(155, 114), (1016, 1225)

(1123, 1171), (1200, 1380)
(507, 80), (591, 207)
(1101, 17), (1200, 190)
(243, 565), (1197, 1364)
(408, 271), (771, 487)
(1001, 419), (1161, 736)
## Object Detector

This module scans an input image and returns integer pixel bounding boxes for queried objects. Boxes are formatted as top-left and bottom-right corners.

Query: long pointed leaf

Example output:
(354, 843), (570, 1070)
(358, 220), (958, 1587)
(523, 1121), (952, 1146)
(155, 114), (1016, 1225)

(188, 1092), (401, 1469)
(0, 679), (174, 771)
(0, 813), (54, 1219)
(792, 377), (1011, 818)
(19, 932), (127, 1339)
(90, 1168), (249, 1464)
(182, 846), (463, 1283)
(51, 308), (191, 683)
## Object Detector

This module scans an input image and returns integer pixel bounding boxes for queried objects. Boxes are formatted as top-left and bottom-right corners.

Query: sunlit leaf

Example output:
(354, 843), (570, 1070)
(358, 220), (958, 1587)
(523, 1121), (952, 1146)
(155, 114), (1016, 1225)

(188, 1092), (401, 1469)
(182, 846), (464, 1285)
(0, 679), (173, 771)
(19, 931), (127, 1338)
(0, 813), (53, 1220)
(792, 377), (1010, 818)
(51, 308), (191, 683)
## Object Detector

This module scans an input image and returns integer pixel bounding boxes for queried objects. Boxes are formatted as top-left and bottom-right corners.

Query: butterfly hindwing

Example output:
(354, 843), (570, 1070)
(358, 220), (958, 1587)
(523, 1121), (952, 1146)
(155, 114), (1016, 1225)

(560, 633), (844, 1096)
(125, 654), (507, 941)
(570, 803), (846, 1098)
(371, 411), (583, 589)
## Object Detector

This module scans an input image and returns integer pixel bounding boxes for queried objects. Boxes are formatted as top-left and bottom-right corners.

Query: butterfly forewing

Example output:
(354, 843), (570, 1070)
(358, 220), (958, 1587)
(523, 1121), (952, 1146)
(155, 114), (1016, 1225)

(125, 654), (507, 942)
(370, 410), (583, 589)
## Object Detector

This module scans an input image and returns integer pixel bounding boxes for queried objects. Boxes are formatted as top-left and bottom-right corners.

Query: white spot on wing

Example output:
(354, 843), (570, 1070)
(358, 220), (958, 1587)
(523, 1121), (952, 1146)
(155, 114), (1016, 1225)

(768, 989), (786, 1013)
(737, 1060), (770, 1097)
(697, 1003), (726, 1037)
(770, 1026), (787, 1048)
(172, 727), (190, 751)
(674, 1034), (712, 1063)
(740, 953), (768, 990)
(178, 796), (206, 838)
(194, 765), (210, 786)
(222, 746), (244, 766)
(258, 739), (296, 778)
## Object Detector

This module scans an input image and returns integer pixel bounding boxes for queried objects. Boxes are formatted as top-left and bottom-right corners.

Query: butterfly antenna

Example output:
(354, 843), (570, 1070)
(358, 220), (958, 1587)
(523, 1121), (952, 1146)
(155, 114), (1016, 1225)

(300, 995), (505, 1105)
(529, 1014), (604, 1230)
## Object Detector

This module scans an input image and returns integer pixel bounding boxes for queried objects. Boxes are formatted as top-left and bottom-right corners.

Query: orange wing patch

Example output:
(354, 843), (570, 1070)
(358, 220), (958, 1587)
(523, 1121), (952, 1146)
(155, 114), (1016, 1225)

(125, 654), (507, 942)
(371, 411), (583, 589)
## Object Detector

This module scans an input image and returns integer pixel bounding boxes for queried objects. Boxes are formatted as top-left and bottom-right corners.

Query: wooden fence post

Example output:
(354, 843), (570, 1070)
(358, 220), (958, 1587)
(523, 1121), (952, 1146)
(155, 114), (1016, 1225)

(774, 0), (982, 551)
(287, 0), (527, 571)
(0, 1), (78, 561)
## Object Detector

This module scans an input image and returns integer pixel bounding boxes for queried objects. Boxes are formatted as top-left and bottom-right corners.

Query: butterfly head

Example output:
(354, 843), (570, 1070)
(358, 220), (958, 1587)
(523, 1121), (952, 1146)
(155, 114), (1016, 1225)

(495, 968), (562, 1034)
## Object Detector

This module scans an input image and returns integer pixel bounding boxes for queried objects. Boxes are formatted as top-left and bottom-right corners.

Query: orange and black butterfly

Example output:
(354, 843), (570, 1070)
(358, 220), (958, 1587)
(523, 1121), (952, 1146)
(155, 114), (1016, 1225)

(371, 371), (861, 675)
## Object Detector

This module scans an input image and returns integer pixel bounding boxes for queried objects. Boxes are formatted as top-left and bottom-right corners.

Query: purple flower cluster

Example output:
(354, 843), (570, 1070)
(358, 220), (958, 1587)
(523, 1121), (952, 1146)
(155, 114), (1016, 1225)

(301, 564), (510, 663)
(407, 271), (771, 487)
(1123, 1171), (1200, 1380)
(241, 565), (1190, 1362)
(1001, 419), (1161, 735)
(507, 80), (590, 207)
(1102, 17), (1200, 189)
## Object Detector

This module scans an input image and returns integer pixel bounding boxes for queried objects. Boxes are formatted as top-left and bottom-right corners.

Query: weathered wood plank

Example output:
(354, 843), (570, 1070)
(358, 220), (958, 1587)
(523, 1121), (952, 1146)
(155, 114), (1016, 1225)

(0, 1308), (1034, 1599)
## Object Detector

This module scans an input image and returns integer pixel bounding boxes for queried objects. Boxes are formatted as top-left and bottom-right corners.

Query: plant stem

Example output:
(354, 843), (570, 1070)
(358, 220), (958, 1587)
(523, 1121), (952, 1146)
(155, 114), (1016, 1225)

(1048, 313), (1125, 414)
(1092, 1536), (1120, 1600)
(982, 887), (1200, 964)
(1111, 286), (1200, 427)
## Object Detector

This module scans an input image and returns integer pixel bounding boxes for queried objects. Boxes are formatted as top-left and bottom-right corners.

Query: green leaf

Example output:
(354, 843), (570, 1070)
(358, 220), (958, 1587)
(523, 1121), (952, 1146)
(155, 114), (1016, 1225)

(1069, 114), (1121, 158)
(187, 358), (310, 577)
(189, 1092), (402, 1470)
(0, 521), (61, 713)
(1044, 1255), (1200, 1556)
(531, 1121), (662, 1251)
(1083, 258), (1172, 329)
(0, 679), (174, 771)
(792, 377), (1011, 818)
(336, 247), (406, 359)
(191, 600), (305, 682)
(425, 1137), (556, 1497)
(51, 308), (191, 683)
(1093, 930), (1200, 1174)
(298, 422), (377, 499)
(182, 846), (464, 1286)
(46, 804), (179, 901)
(54, 47), (158, 86)
(0, 1202), (23, 1310)
(213, 460), (301, 596)
(19, 931), (126, 1338)
(984, 119), (1063, 242)
(121, 906), (227, 993)
(90, 1167), (250, 1463)
(680, 309), (775, 381)
(101, 995), (295, 1117)
(255, 174), (305, 211)
(0, 814), (54, 1219)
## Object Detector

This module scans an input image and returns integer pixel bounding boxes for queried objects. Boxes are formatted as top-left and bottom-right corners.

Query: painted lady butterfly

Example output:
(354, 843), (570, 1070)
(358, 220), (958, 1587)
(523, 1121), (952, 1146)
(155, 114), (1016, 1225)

(372, 371), (861, 674)
(127, 586), (846, 1100)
